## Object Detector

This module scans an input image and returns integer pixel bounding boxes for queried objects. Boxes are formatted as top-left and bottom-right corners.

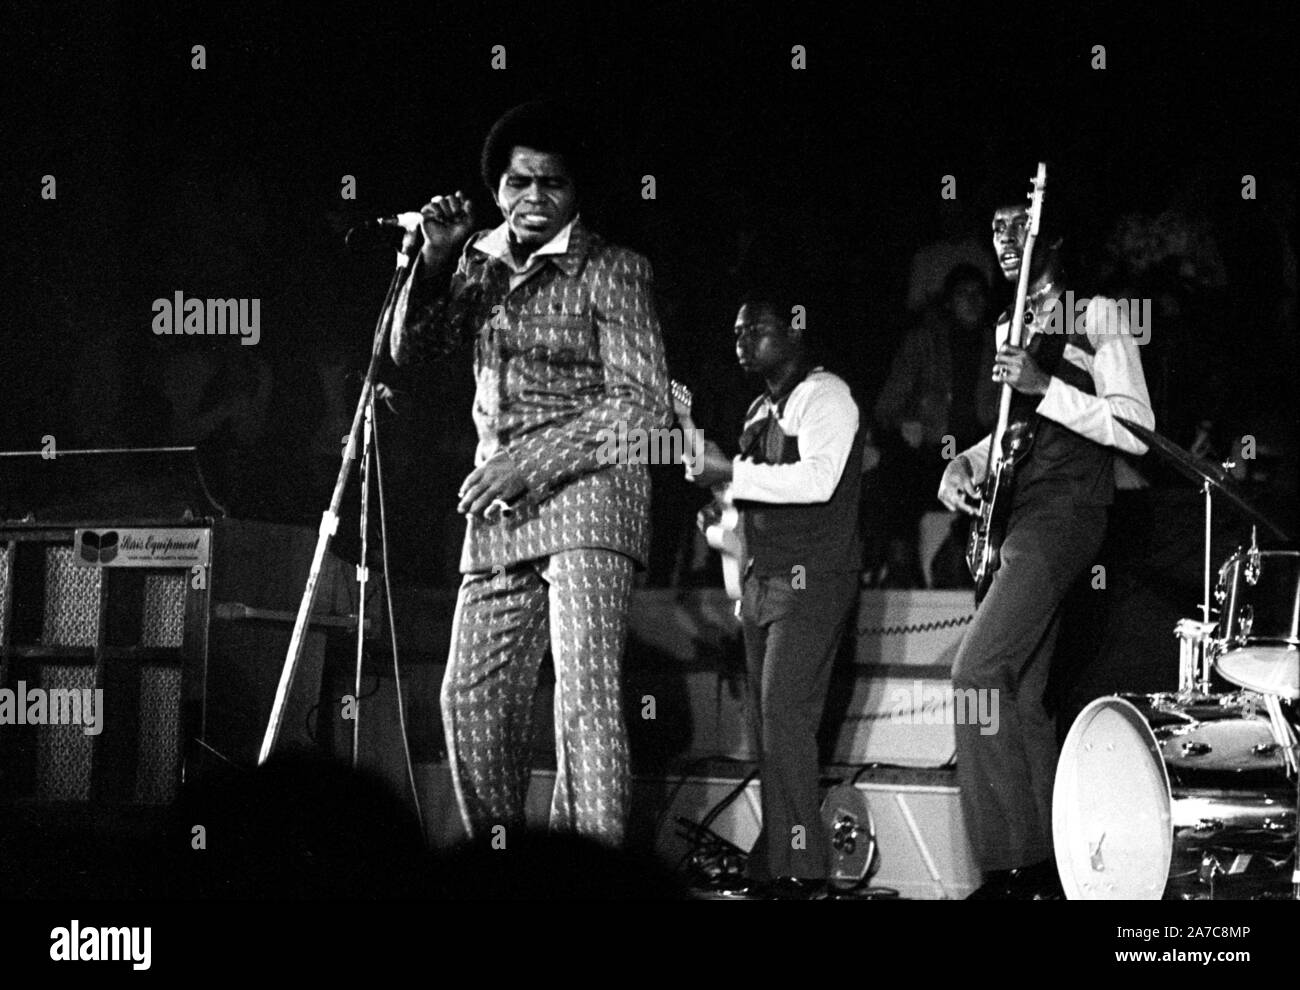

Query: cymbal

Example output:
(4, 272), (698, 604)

(1216, 645), (1299, 701)
(1115, 416), (1290, 542)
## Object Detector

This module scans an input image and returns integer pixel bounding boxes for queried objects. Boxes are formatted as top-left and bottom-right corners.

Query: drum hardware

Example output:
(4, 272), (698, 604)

(1245, 529), (1261, 585)
(1212, 548), (1300, 701)
(1237, 606), (1254, 640)
(1077, 422), (1300, 898)
(1089, 833), (1106, 871)
(1113, 418), (1290, 543)
(821, 780), (880, 890)
(1115, 416), (1289, 622)
(1211, 533), (1299, 905)
(1199, 855), (1225, 896)
(1199, 460), (1232, 625)
(1262, 693), (1298, 776)
(832, 812), (866, 855)
(1174, 617), (1218, 698)
(1054, 693), (1297, 900)
(1197, 849), (1293, 900)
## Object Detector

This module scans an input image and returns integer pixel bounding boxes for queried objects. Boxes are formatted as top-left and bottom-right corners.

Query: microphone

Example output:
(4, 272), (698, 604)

(366, 211), (425, 233)
(344, 204), (472, 251)
(344, 212), (425, 251)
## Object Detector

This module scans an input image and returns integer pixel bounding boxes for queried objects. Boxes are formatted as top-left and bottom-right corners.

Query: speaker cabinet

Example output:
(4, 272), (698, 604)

(0, 518), (356, 806)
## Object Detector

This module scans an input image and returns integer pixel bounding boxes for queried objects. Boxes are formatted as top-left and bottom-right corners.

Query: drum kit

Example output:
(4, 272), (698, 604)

(1053, 418), (1299, 900)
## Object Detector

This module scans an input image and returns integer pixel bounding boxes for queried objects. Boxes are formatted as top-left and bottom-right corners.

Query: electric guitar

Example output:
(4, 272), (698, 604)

(671, 380), (747, 601)
(965, 162), (1048, 599)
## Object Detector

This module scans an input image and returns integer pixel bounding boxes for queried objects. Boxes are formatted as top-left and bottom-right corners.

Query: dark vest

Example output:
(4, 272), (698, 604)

(1011, 311), (1115, 507)
(735, 372), (864, 576)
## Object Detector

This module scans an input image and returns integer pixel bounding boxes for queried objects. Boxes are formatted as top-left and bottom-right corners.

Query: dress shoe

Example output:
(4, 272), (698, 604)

(965, 869), (1014, 900)
(762, 876), (829, 900)
(710, 877), (765, 899)
(967, 861), (1063, 900)
(1006, 860), (1064, 900)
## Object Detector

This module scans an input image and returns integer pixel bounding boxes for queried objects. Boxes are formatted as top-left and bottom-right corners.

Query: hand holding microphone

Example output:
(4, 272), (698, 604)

(351, 193), (474, 265)
(418, 191), (475, 267)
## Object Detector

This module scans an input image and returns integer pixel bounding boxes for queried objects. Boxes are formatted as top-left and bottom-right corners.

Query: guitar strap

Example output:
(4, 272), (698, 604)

(998, 304), (1102, 507)
(738, 365), (818, 465)
(1008, 310), (1072, 422)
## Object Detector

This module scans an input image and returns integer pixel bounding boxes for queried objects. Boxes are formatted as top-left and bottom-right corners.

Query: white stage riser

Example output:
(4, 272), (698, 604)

(406, 763), (979, 899)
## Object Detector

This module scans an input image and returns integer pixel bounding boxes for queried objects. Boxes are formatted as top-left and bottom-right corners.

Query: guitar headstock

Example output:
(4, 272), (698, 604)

(670, 379), (693, 420)
(1027, 162), (1047, 236)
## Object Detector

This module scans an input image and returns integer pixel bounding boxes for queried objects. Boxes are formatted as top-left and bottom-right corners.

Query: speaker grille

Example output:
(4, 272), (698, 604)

(135, 665), (183, 804)
(33, 664), (98, 802)
(0, 543), (12, 645)
(41, 547), (102, 647)
(142, 573), (187, 648)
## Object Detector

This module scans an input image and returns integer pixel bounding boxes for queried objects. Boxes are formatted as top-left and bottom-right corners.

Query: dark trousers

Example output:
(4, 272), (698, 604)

(741, 568), (860, 880)
(950, 496), (1106, 872)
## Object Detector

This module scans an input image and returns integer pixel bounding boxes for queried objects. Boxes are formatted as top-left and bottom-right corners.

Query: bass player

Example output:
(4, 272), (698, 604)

(936, 175), (1154, 899)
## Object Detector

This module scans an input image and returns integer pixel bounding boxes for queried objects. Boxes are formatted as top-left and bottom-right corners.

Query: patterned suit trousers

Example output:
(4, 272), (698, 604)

(441, 547), (635, 846)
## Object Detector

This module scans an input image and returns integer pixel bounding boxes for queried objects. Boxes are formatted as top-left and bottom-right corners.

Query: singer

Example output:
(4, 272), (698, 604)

(390, 100), (671, 846)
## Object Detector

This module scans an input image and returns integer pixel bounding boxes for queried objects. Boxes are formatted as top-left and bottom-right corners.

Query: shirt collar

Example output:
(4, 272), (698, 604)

(471, 214), (581, 273)
(762, 365), (823, 406)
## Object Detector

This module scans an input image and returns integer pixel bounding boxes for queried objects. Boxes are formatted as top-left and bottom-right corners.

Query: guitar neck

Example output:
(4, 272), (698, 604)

(991, 228), (1039, 456)
(988, 162), (1047, 468)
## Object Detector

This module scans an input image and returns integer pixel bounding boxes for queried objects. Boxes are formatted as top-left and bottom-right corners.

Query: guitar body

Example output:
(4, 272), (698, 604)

(671, 380), (748, 605)
(704, 487), (746, 600)
(965, 472), (1002, 600)
(965, 418), (1036, 599)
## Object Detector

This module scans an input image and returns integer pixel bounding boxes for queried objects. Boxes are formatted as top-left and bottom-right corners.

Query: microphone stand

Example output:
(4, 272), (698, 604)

(257, 236), (419, 766)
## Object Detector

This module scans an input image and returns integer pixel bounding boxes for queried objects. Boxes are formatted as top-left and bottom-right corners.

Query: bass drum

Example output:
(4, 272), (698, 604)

(1053, 693), (1295, 900)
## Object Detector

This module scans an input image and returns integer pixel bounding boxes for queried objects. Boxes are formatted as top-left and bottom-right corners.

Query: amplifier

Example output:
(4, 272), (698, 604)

(0, 517), (359, 805)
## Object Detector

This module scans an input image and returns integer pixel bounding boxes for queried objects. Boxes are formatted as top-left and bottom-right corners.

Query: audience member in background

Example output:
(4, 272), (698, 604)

(867, 264), (997, 586)
(155, 342), (275, 515)
(905, 200), (999, 314)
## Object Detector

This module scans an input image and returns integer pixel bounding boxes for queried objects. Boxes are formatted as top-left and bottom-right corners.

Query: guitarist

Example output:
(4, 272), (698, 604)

(936, 181), (1154, 899)
(688, 292), (863, 898)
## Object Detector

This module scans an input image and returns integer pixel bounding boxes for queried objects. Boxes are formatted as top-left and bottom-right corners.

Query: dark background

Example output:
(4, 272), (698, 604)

(3, 1), (1296, 585)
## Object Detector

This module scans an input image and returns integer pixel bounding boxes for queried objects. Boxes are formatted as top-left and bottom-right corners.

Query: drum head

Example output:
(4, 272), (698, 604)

(1053, 697), (1173, 899)
(1215, 645), (1300, 700)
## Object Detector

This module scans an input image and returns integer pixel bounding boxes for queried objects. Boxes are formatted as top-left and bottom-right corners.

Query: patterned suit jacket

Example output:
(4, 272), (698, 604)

(390, 219), (671, 572)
